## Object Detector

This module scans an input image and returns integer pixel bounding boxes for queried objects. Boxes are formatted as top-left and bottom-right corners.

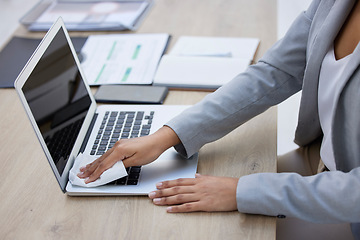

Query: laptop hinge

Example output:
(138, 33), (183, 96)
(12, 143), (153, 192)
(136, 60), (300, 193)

(79, 113), (98, 153)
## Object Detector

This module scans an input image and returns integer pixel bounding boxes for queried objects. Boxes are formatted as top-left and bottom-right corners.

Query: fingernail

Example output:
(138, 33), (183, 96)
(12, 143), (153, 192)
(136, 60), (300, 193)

(148, 191), (156, 198)
(166, 207), (173, 212)
(153, 198), (161, 204)
(84, 177), (89, 183)
(156, 182), (163, 188)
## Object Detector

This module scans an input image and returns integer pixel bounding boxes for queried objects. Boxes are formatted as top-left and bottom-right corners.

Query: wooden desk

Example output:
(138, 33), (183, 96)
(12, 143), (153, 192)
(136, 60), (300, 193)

(0, 0), (277, 239)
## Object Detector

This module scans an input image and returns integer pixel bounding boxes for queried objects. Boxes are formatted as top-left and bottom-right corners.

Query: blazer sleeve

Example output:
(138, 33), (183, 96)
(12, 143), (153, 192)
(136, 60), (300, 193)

(236, 167), (360, 223)
(166, 0), (320, 158)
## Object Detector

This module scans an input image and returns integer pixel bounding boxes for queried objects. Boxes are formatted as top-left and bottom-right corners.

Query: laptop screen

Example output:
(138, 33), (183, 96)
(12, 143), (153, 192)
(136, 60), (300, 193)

(22, 27), (91, 176)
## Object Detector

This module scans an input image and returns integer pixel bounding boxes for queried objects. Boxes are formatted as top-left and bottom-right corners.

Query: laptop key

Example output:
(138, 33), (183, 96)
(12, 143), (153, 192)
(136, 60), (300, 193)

(131, 130), (139, 135)
(98, 146), (106, 151)
(123, 127), (131, 132)
(128, 173), (140, 180)
(117, 177), (127, 185)
(136, 111), (144, 120)
(127, 180), (138, 185)
(141, 129), (150, 135)
(121, 132), (129, 138)
(103, 131), (111, 136)
(130, 166), (141, 173)
(110, 111), (118, 117)
(108, 117), (116, 122)
(102, 135), (110, 140)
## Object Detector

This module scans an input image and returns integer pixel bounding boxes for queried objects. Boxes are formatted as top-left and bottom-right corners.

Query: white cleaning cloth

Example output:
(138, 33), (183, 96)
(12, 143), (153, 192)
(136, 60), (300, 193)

(69, 153), (128, 187)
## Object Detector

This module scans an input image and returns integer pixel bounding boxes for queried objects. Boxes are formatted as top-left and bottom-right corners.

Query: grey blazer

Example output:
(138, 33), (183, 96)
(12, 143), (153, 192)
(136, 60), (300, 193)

(166, 0), (360, 238)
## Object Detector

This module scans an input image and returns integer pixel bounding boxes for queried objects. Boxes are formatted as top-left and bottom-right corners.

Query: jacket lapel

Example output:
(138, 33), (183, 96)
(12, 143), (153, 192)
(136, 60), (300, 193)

(295, 0), (356, 146)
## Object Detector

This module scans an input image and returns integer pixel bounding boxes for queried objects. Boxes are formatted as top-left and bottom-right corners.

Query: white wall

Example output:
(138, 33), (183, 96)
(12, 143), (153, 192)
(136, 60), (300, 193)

(0, 0), (39, 47)
(277, 0), (313, 39)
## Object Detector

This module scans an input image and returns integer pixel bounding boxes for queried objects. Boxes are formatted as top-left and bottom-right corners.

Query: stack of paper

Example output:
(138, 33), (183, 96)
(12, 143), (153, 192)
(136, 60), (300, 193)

(153, 36), (260, 90)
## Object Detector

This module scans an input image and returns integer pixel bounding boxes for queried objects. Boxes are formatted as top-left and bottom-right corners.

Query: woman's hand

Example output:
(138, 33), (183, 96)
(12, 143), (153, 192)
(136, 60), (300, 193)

(148, 174), (239, 213)
(77, 126), (180, 184)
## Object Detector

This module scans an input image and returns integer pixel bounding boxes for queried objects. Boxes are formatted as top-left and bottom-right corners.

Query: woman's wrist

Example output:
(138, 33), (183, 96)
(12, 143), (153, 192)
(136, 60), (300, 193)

(152, 126), (181, 152)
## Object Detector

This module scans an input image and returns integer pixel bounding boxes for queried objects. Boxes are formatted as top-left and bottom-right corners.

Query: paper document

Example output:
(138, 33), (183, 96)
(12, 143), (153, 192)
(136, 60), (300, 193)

(154, 55), (250, 89)
(81, 33), (170, 85)
(170, 36), (259, 59)
(153, 36), (259, 90)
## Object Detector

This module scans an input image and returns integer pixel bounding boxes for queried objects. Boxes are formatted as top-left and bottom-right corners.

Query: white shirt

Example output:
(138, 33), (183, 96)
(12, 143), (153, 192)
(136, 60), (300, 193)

(318, 46), (353, 171)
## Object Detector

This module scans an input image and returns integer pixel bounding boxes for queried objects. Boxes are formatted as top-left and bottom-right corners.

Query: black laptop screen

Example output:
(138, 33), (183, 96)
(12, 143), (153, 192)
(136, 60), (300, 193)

(22, 28), (91, 176)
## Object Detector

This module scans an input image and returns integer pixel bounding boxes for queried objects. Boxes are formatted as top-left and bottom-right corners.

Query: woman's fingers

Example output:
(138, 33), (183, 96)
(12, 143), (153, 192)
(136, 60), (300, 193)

(152, 193), (199, 206)
(149, 183), (203, 212)
(148, 175), (239, 213)
(149, 184), (195, 199)
(155, 177), (199, 190)
(77, 147), (115, 177)
(166, 203), (202, 213)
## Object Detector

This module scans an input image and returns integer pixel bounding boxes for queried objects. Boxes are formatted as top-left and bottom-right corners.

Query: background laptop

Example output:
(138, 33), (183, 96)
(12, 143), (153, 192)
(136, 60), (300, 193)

(14, 18), (198, 196)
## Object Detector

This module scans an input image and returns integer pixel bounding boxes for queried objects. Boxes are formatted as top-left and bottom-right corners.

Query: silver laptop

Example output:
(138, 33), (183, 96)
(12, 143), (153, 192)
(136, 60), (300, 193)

(14, 18), (198, 196)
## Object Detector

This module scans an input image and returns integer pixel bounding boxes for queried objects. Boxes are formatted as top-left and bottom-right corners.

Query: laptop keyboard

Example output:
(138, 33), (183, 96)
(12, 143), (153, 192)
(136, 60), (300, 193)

(107, 166), (142, 186)
(91, 110), (154, 186)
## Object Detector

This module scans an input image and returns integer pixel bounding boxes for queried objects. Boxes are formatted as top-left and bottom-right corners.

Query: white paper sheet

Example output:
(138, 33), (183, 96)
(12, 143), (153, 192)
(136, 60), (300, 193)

(154, 55), (250, 89)
(169, 36), (259, 60)
(80, 33), (169, 85)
